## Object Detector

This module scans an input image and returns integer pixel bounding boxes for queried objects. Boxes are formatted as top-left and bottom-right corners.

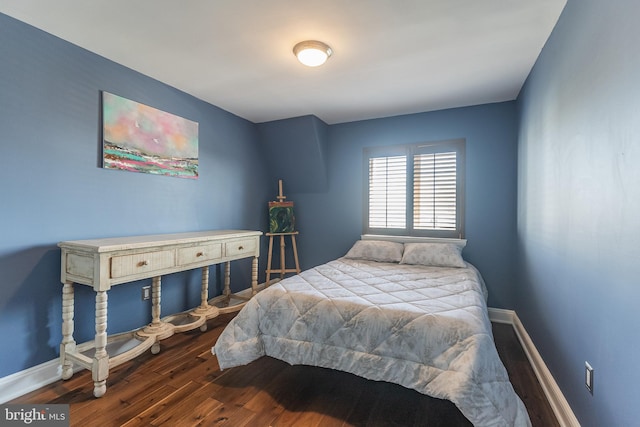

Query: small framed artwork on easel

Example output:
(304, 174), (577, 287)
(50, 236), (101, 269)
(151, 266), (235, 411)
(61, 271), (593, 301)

(268, 179), (295, 233)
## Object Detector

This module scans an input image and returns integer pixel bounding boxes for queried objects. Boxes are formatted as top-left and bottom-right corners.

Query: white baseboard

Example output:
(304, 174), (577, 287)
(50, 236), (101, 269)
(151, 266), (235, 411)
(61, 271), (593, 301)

(488, 308), (580, 427)
(0, 359), (62, 404)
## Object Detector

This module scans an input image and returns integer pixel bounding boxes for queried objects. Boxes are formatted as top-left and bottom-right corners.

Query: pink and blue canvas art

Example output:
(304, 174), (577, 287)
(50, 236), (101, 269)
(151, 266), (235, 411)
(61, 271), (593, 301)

(102, 92), (199, 179)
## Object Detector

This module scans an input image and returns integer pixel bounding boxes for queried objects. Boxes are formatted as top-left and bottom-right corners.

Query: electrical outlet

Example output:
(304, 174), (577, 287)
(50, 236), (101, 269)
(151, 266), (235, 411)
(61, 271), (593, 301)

(585, 362), (594, 394)
(142, 286), (151, 301)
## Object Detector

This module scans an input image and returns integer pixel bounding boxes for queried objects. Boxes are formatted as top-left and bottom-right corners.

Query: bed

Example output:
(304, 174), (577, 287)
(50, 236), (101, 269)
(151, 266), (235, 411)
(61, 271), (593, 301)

(212, 237), (531, 426)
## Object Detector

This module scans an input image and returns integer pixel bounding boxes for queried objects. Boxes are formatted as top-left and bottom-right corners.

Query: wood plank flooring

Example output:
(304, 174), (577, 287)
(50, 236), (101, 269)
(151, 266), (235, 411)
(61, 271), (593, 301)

(10, 313), (559, 426)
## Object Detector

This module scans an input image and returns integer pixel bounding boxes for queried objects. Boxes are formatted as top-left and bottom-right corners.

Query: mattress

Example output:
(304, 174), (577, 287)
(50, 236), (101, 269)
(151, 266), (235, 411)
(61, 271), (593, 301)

(212, 258), (531, 426)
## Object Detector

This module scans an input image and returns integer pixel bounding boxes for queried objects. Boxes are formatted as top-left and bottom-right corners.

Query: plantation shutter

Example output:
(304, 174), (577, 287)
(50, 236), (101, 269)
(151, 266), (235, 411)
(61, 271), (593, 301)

(413, 151), (457, 230)
(368, 156), (407, 229)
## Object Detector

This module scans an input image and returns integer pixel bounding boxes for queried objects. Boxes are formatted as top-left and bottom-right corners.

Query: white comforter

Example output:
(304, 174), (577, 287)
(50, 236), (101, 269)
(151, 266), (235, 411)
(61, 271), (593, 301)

(212, 258), (531, 426)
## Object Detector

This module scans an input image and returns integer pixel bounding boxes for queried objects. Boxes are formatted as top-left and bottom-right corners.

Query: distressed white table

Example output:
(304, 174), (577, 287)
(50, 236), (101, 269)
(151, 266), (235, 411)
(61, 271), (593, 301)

(58, 230), (261, 397)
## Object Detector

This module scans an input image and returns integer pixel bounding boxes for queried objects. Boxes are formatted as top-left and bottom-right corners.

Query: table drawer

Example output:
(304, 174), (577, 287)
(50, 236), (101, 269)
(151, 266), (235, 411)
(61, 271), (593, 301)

(177, 243), (222, 265)
(65, 253), (94, 280)
(225, 238), (257, 258)
(111, 250), (175, 279)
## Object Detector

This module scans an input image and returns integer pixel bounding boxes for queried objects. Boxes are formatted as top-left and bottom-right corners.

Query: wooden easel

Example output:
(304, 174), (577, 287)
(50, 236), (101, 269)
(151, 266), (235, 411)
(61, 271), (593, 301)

(266, 180), (301, 284)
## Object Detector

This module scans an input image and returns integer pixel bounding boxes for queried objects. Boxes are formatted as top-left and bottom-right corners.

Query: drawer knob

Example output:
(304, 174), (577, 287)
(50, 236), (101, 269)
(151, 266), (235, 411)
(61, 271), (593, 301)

(138, 260), (149, 267)
(196, 252), (204, 257)
(238, 245), (244, 250)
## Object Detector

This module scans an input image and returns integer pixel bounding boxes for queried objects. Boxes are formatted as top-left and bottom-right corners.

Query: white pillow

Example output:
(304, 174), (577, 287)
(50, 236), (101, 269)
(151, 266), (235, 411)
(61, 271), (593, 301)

(400, 242), (466, 268)
(344, 240), (404, 263)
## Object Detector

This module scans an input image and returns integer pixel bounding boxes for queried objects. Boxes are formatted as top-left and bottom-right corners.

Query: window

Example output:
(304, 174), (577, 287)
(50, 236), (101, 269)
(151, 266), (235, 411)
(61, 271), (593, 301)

(363, 139), (465, 238)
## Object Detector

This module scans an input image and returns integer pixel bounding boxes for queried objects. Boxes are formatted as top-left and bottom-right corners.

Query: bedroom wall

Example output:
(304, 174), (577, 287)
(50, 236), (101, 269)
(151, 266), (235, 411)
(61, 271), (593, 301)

(0, 13), (270, 378)
(516, 0), (640, 425)
(257, 115), (329, 194)
(285, 103), (519, 310)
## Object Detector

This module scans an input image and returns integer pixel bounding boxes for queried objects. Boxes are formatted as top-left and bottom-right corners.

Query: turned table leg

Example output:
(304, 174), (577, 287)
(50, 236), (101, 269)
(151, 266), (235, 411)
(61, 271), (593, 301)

(60, 281), (76, 380)
(196, 266), (209, 332)
(136, 276), (174, 351)
(150, 276), (162, 354)
(150, 276), (162, 327)
(251, 256), (258, 296)
(195, 266), (219, 331)
(223, 261), (231, 300)
(92, 290), (109, 398)
(200, 266), (210, 310)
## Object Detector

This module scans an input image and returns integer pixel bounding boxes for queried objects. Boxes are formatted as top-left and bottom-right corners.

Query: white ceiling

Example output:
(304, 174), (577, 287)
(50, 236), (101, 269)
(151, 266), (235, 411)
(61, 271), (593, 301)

(0, 0), (566, 125)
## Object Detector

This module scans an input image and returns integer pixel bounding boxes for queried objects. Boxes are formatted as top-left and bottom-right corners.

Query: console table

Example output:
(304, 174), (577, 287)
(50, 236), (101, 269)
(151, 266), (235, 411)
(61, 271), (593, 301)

(58, 230), (262, 397)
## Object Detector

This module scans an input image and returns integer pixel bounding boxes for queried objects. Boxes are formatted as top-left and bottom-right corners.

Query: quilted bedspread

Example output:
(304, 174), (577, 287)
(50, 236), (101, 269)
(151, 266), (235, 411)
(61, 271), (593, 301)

(212, 258), (531, 426)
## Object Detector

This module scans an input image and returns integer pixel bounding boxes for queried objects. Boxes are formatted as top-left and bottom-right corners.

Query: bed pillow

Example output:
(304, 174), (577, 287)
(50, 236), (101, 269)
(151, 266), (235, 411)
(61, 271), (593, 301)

(400, 242), (466, 268)
(344, 240), (404, 263)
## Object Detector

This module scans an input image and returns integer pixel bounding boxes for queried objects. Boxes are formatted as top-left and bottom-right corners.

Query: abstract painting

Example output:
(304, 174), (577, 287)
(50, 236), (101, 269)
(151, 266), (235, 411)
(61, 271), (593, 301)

(269, 201), (295, 233)
(102, 92), (199, 179)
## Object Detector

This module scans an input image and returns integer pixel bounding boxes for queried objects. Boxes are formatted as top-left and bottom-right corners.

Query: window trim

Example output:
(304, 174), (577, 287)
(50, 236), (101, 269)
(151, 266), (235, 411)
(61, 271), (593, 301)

(363, 138), (465, 239)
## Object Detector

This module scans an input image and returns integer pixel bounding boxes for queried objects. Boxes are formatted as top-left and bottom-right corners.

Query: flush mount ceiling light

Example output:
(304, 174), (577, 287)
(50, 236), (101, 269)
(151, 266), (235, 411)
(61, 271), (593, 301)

(293, 40), (333, 67)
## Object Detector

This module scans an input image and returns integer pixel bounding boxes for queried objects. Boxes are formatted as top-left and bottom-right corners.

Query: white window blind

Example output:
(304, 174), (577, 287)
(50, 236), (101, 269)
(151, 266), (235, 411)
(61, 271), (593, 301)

(414, 152), (457, 230)
(368, 156), (406, 229)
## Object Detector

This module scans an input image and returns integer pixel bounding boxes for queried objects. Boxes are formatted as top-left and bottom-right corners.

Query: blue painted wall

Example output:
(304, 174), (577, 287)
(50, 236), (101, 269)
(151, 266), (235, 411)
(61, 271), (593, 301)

(257, 115), (329, 194)
(0, 13), (270, 378)
(516, 0), (640, 425)
(286, 103), (519, 310)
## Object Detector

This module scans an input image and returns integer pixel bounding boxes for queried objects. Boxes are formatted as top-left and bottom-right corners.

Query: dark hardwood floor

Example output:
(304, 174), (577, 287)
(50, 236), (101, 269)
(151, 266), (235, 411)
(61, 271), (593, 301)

(10, 313), (559, 426)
